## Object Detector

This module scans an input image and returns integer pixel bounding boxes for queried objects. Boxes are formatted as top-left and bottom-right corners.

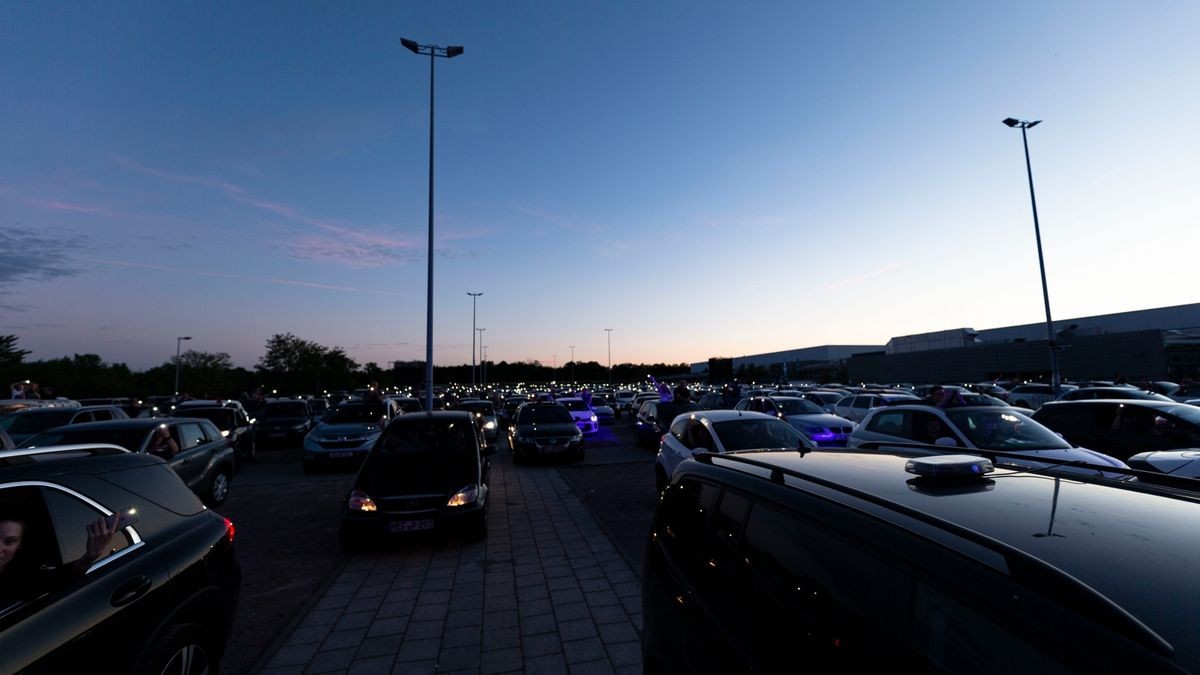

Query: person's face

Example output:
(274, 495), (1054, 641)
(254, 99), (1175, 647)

(0, 520), (24, 572)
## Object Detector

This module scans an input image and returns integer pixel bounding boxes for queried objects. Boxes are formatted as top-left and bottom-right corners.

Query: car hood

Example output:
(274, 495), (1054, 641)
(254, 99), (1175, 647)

(357, 452), (478, 494)
(515, 422), (578, 437)
(313, 422), (382, 437)
(785, 413), (853, 429)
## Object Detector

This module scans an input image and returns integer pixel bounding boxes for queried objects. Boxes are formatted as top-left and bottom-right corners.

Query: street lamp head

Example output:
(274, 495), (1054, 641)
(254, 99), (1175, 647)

(1027, 120), (1042, 128)
(180, 336), (192, 341)
(1002, 118), (1020, 127)
(445, 45), (464, 58)
(401, 38), (421, 54)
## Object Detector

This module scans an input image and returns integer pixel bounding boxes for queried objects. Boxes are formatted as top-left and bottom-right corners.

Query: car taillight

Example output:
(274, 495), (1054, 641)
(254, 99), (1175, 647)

(224, 517), (236, 544)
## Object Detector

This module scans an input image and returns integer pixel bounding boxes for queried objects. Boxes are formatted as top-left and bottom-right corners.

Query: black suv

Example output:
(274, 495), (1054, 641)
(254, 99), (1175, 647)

(340, 411), (493, 548)
(507, 403), (584, 462)
(1033, 399), (1200, 461)
(642, 449), (1200, 674)
(0, 445), (240, 673)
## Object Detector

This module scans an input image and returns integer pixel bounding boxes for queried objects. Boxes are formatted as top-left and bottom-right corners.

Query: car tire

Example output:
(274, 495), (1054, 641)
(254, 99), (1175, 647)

(205, 467), (231, 507)
(466, 508), (488, 542)
(135, 622), (218, 675)
(339, 528), (366, 553)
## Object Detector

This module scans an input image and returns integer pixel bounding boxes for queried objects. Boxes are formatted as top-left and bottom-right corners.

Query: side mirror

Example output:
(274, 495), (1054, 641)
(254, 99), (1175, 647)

(934, 437), (959, 447)
(691, 446), (708, 455)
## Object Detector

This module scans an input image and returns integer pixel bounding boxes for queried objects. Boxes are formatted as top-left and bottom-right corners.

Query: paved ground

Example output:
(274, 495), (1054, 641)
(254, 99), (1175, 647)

(258, 436), (645, 674)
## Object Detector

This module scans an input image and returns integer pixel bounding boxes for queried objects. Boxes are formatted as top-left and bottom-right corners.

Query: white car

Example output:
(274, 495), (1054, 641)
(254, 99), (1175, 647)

(833, 393), (920, 423)
(1005, 383), (1078, 410)
(556, 397), (599, 434)
(654, 410), (815, 491)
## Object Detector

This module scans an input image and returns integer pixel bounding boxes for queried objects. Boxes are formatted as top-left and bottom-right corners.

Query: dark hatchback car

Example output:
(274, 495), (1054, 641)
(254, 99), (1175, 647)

(254, 399), (317, 448)
(643, 449), (1200, 674)
(0, 445), (240, 674)
(0, 405), (130, 446)
(339, 411), (493, 549)
(19, 418), (238, 507)
(1033, 399), (1200, 461)
(508, 403), (584, 462)
(171, 405), (256, 466)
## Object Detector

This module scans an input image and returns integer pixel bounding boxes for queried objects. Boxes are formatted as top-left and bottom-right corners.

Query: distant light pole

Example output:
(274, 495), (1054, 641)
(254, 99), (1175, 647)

(467, 292), (483, 388)
(402, 36), (464, 412)
(174, 336), (192, 396)
(476, 328), (485, 388)
(1003, 117), (1060, 394)
(604, 328), (613, 385)
(482, 345), (489, 388)
(569, 345), (576, 382)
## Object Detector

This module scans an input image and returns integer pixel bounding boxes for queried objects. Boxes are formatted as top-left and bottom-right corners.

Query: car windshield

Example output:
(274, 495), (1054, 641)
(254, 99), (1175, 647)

(712, 418), (805, 451)
(177, 408), (235, 429)
(1163, 405), (1200, 425)
(774, 398), (825, 415)
(377, 422), (475, 456)
(263, 403), (308, 417)
(21, 427), (150, 451)
(396, 399), (423, 413)
(2, 410), (75, 433)
(325, 404), (382, 424)
(459, 402), (495, 415)
(946, 409), (1072, 451)
(518, 406), (574, 424)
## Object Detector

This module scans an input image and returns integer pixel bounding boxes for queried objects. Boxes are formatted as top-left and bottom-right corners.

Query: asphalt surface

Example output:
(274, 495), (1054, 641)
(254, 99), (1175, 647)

(215, 414), (657, 674)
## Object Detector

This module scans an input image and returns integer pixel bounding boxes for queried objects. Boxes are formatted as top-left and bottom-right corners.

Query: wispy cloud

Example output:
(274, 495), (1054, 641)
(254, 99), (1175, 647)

(826, 263), (903, 290)
(514, 204), (611, 234)
(79, 257), (411, 296)
(25, 198), (115, 216)
(283, 235), (419, 268)
(113, 155), (418, 256)
(0, 227), (87, 289)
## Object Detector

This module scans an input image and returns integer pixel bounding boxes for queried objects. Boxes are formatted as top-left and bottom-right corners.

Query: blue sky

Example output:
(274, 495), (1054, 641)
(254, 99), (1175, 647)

(2, 1), (1197, 371)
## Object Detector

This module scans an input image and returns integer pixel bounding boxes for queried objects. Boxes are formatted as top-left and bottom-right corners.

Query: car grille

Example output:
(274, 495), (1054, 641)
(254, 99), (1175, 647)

(377, 494), (444, 513)
(318, 439), (365, 449)
(536, 436), (571, 447)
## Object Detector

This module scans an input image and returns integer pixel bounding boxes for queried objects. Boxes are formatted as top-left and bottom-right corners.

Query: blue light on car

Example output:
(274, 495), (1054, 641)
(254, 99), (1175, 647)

(905, 455), (994, 478)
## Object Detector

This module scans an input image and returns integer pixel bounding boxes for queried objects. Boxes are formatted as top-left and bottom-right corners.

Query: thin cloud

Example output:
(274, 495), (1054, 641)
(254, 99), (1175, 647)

(0, 227), (87, 287)
(283, 235), (418, 268)
(826, 263), (903, 290)
(25, 198), (115, 216)
(113, 155), (416, 251)
(514, 204), (611, 234)
(79, 257), (410, 296)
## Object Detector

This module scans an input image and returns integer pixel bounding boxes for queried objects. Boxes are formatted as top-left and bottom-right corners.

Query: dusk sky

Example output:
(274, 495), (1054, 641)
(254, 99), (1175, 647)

(3, 2), (1197, 372)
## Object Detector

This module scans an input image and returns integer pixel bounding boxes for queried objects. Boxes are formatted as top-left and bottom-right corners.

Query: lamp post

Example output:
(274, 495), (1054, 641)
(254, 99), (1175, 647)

(174, 336), (192, 396)
(482, 345), (489, 388)
(569, 345), (575, 382)
(476, 328), (485, 388)
(604, 328), (613, 385)
(467, 291), (482, 389)
(402, 36), (463, 412)
(1003, 117), (1060, 395)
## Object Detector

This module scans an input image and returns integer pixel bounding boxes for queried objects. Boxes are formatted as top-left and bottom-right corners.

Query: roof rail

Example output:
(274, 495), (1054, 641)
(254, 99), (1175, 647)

(852, 441), (1200, 495)
(0, 444), (130, 465)
(693, 450), (1176, 657)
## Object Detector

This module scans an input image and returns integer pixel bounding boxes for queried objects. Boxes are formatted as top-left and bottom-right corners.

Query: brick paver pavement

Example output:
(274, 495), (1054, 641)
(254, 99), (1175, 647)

(260, 447), (643, 675)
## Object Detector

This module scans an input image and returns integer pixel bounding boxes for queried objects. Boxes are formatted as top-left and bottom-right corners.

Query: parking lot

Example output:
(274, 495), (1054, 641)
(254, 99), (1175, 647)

(219, 415), (657, 674)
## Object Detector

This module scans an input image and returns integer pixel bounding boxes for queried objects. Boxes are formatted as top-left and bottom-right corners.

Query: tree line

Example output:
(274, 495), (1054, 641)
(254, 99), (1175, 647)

(0, 334), (693, 400)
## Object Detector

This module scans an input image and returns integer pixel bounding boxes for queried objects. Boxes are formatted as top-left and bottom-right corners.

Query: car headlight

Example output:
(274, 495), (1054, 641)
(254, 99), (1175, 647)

(290, 423), (307, 431)
(348, 489), (377, 512)
(589, 414), (597, 422)
(484, 420), (496, 430)
(571, 430), (583, 442)
(447, 484), (479, 507)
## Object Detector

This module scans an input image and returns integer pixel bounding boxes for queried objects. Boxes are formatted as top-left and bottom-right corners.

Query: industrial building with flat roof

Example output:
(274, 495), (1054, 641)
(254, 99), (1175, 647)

(692, 303), (1200, 384)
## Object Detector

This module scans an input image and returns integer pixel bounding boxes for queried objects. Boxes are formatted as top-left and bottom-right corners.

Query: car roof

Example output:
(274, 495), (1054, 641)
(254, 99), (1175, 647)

(684, 409), (777, 423)
(1041, 399), (1190, 410)
(683, 449), (1200, 666)
(32, 418), (204, 431)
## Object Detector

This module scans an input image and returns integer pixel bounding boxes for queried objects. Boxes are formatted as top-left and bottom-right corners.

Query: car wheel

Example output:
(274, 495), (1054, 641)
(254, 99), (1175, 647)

(466, 508), (488, 542)
(135, 622), (217, 675)
(205, 468), (231, 507)
(339, 528), (366, 553)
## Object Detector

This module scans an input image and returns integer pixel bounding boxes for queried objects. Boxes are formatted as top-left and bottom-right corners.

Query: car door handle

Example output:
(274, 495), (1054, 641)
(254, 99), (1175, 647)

(111, 575), (152, 607)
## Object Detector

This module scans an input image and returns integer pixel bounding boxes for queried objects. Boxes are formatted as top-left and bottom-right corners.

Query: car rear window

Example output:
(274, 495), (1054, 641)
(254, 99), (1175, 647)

(97, 462), (207, 516)
(518, 405), (574, 424)
(263, 403), (308, 417)
(3, 410), (76, 433)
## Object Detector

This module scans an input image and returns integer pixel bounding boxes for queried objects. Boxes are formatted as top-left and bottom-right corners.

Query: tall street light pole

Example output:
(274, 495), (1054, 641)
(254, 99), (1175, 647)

(174, 336), (192, 396)
(604, 328), (613, 386)
(482, 345), (489, 388)
(569, 345), (575, 382)
(467, 291), (482, 389)
(1003, 117), (1060, 395)
(476, 328), (485, 388)
(402, 37), (463, 413)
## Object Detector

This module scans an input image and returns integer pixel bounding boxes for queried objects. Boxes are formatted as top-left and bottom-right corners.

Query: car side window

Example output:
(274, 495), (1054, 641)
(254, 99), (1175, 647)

(852, 397), (871, 409)
(669, 417), (689, 442)
(43, 488), (132, 566)
(688, 421), (714, 451)
(91, 410), (113, 422)
(866, 411), (906, 435)
(176, 423), (206, 450)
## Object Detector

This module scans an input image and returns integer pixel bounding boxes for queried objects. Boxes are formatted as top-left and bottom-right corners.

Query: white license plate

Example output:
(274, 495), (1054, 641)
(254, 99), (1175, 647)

(329, 451), (353, 459)
(387, 519), (434, 533)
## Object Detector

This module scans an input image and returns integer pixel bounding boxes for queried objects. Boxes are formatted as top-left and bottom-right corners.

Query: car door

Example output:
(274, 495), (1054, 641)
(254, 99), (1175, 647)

(0, 484), (170, 674)
(167, 421), (209, 490)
